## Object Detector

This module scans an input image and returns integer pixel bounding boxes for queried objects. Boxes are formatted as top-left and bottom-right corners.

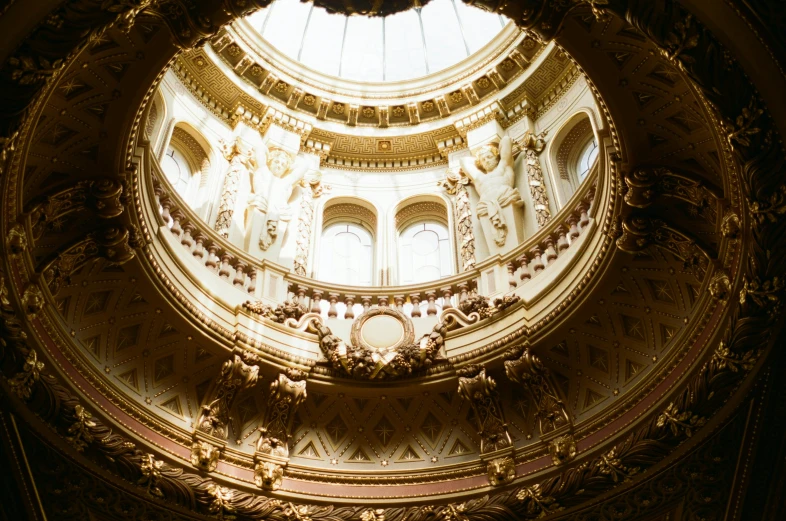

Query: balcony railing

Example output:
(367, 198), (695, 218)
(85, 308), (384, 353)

(145, 146), (599, 321)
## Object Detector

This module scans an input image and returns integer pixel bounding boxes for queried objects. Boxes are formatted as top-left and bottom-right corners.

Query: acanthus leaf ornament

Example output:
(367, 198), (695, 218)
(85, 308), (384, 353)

(457, 364), (514, 485)
(254, 369), (308, 491)
(8, 349), (44, 400)
(138, 453), (165, 497)
(66, 404), (97, 452)
(192, 352), (259, 471)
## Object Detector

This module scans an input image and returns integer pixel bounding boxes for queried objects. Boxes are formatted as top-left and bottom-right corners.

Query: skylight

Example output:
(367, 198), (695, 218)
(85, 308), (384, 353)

(247, 0), (507, 82)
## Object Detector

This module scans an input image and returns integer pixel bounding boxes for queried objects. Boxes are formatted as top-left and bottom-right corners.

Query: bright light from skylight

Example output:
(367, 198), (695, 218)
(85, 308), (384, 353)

(247, 0), (507, 82)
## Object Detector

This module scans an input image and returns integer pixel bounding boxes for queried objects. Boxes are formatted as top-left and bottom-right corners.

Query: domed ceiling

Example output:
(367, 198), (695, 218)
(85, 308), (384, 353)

(1, 1), (785, 520)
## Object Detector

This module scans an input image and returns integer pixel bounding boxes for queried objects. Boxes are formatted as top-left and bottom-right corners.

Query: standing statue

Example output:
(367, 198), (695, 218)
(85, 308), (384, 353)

(460, 135), (523, 246)
(214, 137), (258, 238)
(250, 147), (300, 251)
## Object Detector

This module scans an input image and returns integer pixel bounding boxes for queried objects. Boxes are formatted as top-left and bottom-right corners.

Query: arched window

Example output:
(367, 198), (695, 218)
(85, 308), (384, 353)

(398, 222), (452, 284)
(161, 146), (193, 197)
(318, 223), (374, 286)
(577, 139), (598, 182)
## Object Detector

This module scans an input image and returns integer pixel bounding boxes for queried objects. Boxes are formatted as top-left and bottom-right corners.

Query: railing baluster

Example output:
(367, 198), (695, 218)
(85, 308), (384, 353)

(410, 293), (422, 318)
(328, 293), (339, 318)
(311, 290), (322, 314)
(426, 291), (437, 316)
(441, 287), (453, 309)
(344, 295), (355, 320)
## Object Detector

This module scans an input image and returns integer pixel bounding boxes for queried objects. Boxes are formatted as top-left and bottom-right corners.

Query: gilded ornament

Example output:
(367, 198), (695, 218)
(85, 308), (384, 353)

(275, 81), (289, 92)
(8, 349), (44, 400)
(6, 223), (27, 255)
(457, 365), (512, 454)
(66, 404), (97, 452)
(360, 509), (385, 521)
(254, 460), (284, 490)
(312, 318), (447, 380)
(332, 103), (345, 115)
(661, 14), (700, 72)
(476, 77), (491, 89)
(597, 446), (639, 482)
(391, 106), (405, 117)
(227, 44), (242, 57)
(709, 270), (732, 301)
(21, 283), (44, 317)
(749, 184), (786, 226)
(302, 94), (316, 106)
(486, 456), (516, 486)
(516, 484), (562, 517)
(244, 299), (307, 324)
(421, 100), (435, 112)
(739, 275), (783, 317)
(583, 0), (610, 21)
(710, 342), (758, 374)
(449, 91), (463, 104)
(721, 210), (741, 238)
(191, 439), (221, 472)
(723, 98), (764, 151)
(195, 354), (259, 439)
(206, 482), (234, 519)
(656, 403), (706, 438)
(361, 107), (375, 118)
(250, 64), (263, 75)
(138, 453), (164, 497)
(548, 434), (576, 465)
(500, 59), (515, 71)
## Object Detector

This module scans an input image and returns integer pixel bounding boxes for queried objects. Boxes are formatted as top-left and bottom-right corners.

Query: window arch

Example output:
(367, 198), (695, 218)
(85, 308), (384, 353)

(398, 222), (452, 284)
(161, 146), (193, 197)
(318, 223), (374, 286)
(578, 139), (598, 182)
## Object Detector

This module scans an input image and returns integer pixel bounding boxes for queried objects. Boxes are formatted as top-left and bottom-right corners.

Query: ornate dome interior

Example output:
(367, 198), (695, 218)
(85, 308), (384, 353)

(0, 1), (785, 520)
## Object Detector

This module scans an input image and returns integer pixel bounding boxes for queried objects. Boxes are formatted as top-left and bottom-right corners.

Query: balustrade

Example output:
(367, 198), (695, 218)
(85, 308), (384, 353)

(147, 152), (599, 320)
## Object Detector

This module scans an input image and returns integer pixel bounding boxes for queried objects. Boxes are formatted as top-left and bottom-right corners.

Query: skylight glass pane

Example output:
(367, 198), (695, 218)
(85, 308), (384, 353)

(262, 0), (312, 59)
(384, 10), (427, 81)
(299, 8), (346, 77)
(246, 7), (270, 34)
(454, 0), (506, 53)
(340, 17), (384, 82)
(420, 0), (468, 73)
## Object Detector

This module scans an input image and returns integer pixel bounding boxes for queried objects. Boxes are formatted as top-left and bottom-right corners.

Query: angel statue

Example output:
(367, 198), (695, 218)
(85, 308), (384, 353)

(460, 135), (523, 246)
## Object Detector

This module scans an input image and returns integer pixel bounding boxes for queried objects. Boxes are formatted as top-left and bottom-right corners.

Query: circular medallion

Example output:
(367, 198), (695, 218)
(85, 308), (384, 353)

(350, 307), (415, 352)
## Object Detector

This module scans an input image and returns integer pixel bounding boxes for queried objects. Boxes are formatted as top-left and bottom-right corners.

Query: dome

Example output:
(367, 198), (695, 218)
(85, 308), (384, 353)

(1, 1), (784, 520)
(247, 0), (507, 82)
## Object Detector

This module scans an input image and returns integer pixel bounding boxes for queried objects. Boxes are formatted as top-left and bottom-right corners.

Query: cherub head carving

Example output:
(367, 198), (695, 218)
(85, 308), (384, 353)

(475, 142), (500, 173)
(267, 148), (293, 178)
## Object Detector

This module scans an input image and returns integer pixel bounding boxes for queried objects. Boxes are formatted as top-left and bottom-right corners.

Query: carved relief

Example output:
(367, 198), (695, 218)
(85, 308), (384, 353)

(459, 136), (524, 247)
(439, 169), (476, 271)
(457, 365), (512, 454)
(192, 353), (259, 471)
(624, 166), (720, 223)
(215, 137), (257, 238)
(487, 456), (516, 486)
(504, 344), (570, 436)
(312, 318), (447, 380)
(254, 369), (308, 490)
(520, 130), (551, 227)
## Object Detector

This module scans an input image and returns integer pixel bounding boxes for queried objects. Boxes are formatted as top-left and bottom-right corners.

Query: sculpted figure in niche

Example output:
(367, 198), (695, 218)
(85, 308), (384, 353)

(251, 147), (321, 252)
(460, 135), (523, 246)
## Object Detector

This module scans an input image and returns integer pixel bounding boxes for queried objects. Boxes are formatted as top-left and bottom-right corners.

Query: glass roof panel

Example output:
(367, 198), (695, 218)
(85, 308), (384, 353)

(420, 0), (469, 73)
(247, 0), (507, 82)
(340, 16), (384, 82)
(384, 10), (428, 81)
(299, 8), (346, 77)
(258, 0), (312, 59)
(454, 0), (505, 53)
